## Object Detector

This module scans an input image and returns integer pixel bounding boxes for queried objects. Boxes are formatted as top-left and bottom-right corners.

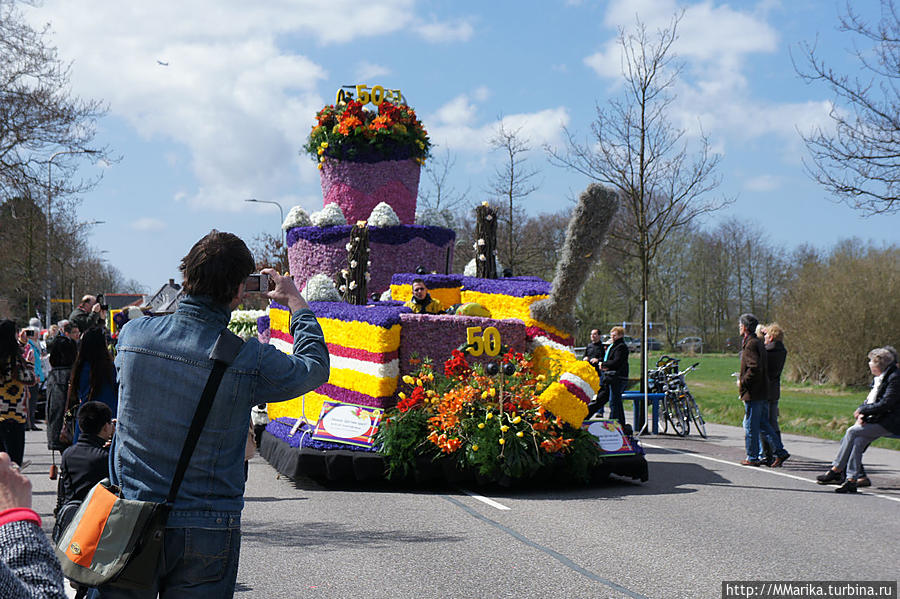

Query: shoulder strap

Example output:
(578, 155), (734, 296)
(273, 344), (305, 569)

(165, 328), (243, 506)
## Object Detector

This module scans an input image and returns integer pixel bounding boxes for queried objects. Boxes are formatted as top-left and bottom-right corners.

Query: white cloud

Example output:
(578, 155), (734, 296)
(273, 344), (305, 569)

(132, 217), (166, 232)
(414, 18), (474, 42)
(355, 62), (391, 82)
(743, 174), (781, 192)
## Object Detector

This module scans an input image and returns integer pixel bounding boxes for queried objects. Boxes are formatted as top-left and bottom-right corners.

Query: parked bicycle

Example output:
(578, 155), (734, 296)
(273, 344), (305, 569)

(648, 356), (707, 438)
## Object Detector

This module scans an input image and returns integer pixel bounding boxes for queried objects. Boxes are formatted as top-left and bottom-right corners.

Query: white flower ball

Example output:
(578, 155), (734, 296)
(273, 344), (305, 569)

(310, 203), (347, 226)
(301, 274), (342, 302)
(368, 202), (401, 227)
(282, 206), (312, 230)
(379, 289), (392, 301)
(464, 256), (504, 277)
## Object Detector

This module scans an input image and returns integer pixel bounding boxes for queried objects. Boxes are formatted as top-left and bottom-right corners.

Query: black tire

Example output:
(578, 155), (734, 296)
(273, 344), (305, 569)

(657, 395), (669, 434)
(667, 393), (687, 437)
(685, 392), (707, 438)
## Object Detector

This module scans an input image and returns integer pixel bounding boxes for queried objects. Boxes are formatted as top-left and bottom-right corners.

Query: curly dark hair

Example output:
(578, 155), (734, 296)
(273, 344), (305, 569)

(179, 230), (255, 305)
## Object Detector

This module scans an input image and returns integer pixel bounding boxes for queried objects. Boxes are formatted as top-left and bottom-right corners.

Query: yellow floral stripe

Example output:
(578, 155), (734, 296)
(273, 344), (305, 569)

(538, 382), (589, 428)
(328, 366), (398, 398)
(267, 391), (328, 423)
(530, 344), (577, 378)
(390, 284), (461, 307)
(459, 290), (571, 340)
(269, 307), (291, 334)
(318, 320), (401, 353)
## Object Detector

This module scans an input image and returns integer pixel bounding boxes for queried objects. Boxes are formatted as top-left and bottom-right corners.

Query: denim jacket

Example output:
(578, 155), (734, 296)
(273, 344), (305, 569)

(110, 295), (329, 528)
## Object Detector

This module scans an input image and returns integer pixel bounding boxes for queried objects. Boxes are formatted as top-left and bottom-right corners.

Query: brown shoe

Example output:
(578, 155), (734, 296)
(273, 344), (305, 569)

(740, 459), (761, 466)
(771, 453), (790, 468)
(856, 476), (871, 488)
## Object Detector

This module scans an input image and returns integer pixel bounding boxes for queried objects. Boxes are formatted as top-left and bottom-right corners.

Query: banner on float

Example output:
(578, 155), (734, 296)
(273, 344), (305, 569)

(583, 419), (635, 455)
(312, 401), (383, 448)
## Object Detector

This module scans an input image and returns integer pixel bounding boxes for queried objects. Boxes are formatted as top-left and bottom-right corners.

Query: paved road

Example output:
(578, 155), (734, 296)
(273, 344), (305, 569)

(23, 424), (899, 599)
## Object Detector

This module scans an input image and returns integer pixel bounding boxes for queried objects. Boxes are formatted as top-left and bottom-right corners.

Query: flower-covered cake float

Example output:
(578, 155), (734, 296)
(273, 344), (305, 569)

(257, 85), (647, 486)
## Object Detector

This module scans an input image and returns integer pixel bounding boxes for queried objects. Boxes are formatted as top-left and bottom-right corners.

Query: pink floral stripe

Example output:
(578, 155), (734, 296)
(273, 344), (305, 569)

(327, 343), (398, 364)
(525, 326), (573, 346)
(271, 329), (294, 344)
(316, 383), (396, 408)
(560, 379), (591, 406)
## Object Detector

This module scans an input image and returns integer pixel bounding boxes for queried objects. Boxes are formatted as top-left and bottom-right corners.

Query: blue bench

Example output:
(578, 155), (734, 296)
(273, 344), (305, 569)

(622, 392), (666, 435)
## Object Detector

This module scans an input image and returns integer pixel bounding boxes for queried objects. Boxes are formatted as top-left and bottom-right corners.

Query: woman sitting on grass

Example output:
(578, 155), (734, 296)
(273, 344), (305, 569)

(817, 347), (900, 493)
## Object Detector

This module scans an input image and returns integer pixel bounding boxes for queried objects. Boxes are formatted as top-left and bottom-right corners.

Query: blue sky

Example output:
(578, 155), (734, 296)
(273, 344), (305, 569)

(25, 0), (898, 292)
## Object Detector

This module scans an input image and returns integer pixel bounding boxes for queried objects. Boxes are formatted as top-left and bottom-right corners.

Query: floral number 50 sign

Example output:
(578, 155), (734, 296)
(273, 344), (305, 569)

(466, 326), (501, 357)
(336, 84), (405, 106)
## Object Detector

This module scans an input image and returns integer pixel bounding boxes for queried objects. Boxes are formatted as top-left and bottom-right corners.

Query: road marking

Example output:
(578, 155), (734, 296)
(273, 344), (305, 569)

(442, 495), (649, 599)
(642, 442), (900, 504)
(459, 489), (511, 510)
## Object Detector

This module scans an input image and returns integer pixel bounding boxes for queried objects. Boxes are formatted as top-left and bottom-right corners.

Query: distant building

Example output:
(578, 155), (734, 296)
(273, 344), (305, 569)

(105, 293), (145, 311)
(146, 278), (184, 313)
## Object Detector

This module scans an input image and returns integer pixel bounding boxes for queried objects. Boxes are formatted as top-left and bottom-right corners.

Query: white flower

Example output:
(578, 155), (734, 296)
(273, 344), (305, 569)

(310, 203), (347, 226)
(350, 260), (358, 268)
(368, 202), (401, 227)
(339, 285), (347, 293)
(282, 206), (312, 230)
(464, 257), (504, 277)
(341, 269), (348, 276)
(367, 261), (371, 267)
(301, 274), (342, 302)
(349, 281), (357, 290)
(478, 254), (486, 261)
(486, 214), (493, 221)
(477, 239), (485, 246)
(345, 243), (352, 251)
(379, 289), (392, 301)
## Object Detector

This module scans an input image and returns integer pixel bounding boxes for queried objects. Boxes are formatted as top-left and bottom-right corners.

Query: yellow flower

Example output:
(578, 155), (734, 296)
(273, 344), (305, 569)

(500, 425), (509, 433)
(481, 391), (489, 399)
(317, 148), (324, 155)
(537, 374), (546, 381)
(486, 412), (494, 420)
(398, 392), (406, 400)
(488, 388), (496, 397)
(516, 431), (524, 438)
(416, 379), (423, 387)
(320, 141), (329, 148)
(402, 375), (414, 385)
(317, 163), (323, 170)
(498, 438), (505, 445)
(472, 444), (479, 451)
(478, 422), (485, 429)
(512, 416), (522, 424)
(426, 390), (435, 397)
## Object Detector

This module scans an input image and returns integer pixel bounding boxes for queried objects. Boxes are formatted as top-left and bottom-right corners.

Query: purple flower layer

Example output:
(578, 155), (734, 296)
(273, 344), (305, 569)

(257, 315), (270, 331)
(308, 301), (407, 328)
(320, 158), (420, 224)
(398, 313), (527, 376)
(461, 277), (551, 297)
(289, 235), (454, 293)
(266, 418), (375, 452)
(391, 273), (463, 289)
(268, 300), (290, 312)
(287, 225), (454, 248)
(317, 383), (396, 409)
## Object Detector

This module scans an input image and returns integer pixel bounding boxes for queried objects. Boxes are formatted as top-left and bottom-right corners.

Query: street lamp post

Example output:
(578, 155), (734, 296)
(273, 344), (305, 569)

(46, 149), (97, 329)
(244, 198), (285, 245)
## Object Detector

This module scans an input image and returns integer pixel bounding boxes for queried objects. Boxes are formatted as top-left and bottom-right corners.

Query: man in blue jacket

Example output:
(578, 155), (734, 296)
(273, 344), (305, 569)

(100, 230), (329, 599)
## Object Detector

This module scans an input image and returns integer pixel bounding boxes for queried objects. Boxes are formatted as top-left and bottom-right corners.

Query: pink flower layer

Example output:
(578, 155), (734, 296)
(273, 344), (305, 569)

(271, 329), (294, 344)
(289, 235), (453, 293)
(525, 326), (574, 346)
(398, 313), (527, 376)
(316, 383), (396, 409)
(320, 158), (420, 224)
(327, 343), (398, 364)
(560, 379), (591, 405)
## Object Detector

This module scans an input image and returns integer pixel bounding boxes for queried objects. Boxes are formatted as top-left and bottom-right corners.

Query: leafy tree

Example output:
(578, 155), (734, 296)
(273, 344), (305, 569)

(797, 0), (900, 214)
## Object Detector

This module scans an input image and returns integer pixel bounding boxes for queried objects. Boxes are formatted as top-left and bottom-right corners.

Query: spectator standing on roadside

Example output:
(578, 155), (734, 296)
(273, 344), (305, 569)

(0, 321), (37, 467)
(68, 295), (105, 333)
(97, 230), (329, 598)
(67, 328), (117, 440)
(761, 323), (787, 465)
(601, 326), (629, 426)
(45, 326), (78, 453)
(738, 313), (790, 467)
(583, 328), (608, 417)
(0, 451), (67, 598)
(21, 327), (44, 431)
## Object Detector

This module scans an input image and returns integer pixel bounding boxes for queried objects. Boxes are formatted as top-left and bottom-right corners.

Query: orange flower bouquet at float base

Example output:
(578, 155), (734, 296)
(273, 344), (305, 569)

(374, 349), (605, 485)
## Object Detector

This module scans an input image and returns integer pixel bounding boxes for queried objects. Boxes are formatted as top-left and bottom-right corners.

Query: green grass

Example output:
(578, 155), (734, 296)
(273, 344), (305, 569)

(623, 352), (900, 451)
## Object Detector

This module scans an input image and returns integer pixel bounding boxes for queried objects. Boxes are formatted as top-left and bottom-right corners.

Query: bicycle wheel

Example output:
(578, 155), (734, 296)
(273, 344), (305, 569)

(685, 392), (707, 438)
(667, 393), (687, 437)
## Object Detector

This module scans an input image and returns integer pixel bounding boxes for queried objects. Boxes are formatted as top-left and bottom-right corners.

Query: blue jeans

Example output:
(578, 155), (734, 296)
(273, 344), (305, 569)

(831, 421), (890, 480)
(608, 378), (626, 426)
(97, 525), (241, 599)
(743, 400), (787, 461)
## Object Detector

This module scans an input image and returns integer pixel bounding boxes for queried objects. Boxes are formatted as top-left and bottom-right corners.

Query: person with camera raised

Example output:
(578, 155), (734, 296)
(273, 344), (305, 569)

(68, 295), (106, 334)
(98, 230), (329, 598)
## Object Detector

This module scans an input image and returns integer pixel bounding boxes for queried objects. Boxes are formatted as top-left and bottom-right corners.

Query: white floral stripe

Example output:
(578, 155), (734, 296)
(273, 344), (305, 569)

(559, 372), (594, 400)
(330, 354), (399, 379)
(528, 335), (575, 356)
(270, 337), (293, 355)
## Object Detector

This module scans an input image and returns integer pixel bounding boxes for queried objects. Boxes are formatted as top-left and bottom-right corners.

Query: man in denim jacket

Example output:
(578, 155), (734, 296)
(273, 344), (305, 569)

(100, 231), (329, 599)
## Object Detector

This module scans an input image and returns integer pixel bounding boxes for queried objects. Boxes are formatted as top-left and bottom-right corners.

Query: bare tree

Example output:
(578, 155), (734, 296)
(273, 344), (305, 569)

(487, 121), (540, 276)
(548, 13), (728, 375)
(417, 148), (468, 228)
(0, 0), (111, 198)
(796, 0), (900, 214)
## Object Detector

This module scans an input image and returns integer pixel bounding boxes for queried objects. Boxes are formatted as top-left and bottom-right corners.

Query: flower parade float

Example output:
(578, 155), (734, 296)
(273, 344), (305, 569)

(256, 85), (648, 486)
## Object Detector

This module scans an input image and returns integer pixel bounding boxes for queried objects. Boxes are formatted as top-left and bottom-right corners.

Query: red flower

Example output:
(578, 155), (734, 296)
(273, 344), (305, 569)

(444, 349), (472, 378)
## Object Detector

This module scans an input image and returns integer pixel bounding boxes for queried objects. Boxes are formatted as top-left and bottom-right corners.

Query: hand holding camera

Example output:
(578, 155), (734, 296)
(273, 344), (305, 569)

(247, 269), (309, 313)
